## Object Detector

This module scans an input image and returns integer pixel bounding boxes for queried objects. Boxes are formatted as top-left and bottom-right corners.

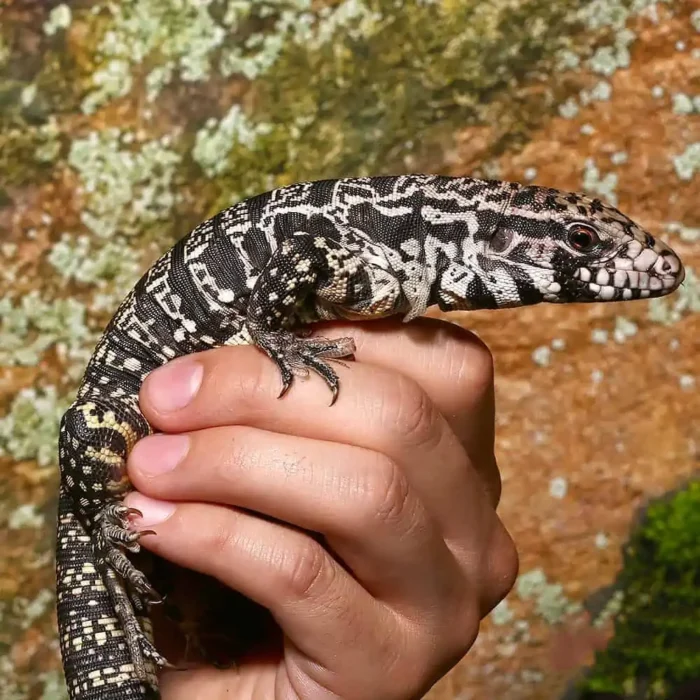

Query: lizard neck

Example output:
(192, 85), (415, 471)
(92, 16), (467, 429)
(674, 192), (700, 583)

(420, 178), (524, 313)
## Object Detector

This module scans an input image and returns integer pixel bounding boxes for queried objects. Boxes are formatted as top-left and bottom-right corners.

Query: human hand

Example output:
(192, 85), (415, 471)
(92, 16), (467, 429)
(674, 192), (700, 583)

(126, 318), (518, 699)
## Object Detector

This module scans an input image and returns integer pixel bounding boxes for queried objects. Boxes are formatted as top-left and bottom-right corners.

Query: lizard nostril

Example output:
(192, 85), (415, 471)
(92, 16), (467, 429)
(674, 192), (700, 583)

(658, 252), (678, 274)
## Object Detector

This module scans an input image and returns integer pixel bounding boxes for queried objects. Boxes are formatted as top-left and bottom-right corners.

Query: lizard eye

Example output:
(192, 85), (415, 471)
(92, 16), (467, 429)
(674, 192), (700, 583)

(490, 228), (514, 253)
(567, 222), (599, 252)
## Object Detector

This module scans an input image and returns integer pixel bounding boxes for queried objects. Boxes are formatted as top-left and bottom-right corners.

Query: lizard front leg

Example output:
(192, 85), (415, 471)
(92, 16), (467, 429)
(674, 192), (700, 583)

(246, 233), (405, 402)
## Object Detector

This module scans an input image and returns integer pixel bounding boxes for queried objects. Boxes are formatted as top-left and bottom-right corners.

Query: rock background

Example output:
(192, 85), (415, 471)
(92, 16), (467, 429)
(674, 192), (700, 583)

(0, 1), (697, 698)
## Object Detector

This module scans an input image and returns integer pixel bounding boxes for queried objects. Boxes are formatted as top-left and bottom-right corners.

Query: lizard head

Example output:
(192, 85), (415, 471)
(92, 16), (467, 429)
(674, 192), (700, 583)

(469, 183), (685, 307)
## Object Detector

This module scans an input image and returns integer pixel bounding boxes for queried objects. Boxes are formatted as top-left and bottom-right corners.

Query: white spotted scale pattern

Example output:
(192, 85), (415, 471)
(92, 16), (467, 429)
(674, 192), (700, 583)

(56, 174), (685, 698)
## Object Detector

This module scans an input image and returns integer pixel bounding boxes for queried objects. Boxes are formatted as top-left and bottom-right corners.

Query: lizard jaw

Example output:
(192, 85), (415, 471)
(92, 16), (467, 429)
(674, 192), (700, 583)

(572, 267), (678, 301)
(571, 237), (684, 302)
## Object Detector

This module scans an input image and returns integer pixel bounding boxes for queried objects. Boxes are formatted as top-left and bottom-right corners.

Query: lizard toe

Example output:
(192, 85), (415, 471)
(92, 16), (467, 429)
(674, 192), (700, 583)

(255, 329), (355, 402)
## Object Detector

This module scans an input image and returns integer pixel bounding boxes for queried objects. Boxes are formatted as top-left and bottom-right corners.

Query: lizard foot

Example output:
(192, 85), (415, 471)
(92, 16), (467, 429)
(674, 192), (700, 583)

(256, 331), (356, 404)
(105, 567), (172, 672)
(93, 502), (172, 678)
(95, 503), (162, 602)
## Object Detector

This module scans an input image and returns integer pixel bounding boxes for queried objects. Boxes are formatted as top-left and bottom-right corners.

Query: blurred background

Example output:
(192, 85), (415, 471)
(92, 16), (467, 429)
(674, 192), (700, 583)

(0, 1), (698, 698)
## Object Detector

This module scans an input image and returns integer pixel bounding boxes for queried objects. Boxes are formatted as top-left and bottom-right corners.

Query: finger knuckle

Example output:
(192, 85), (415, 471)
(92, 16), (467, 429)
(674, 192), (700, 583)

(357, 455), (414, 531)
(466, 332), (495, 375)
(487, 524), (519, 605)
(418, 318), (495, 396)
(426, 596), (480, 664)
(456, 599), (482, 645)
(389, 376), (440, 449)
(381, 619), (475, 697)
(278, 538), (331, 601)
(454, 336), (495, 399)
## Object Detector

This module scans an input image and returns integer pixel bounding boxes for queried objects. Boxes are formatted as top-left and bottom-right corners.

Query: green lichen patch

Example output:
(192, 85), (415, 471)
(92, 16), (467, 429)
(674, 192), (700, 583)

(580, 80), (613, 104)
(43, 5), (72, 37)
(582, 157), (619, 205)
(559, 97), (581, 119)
(7, 504), (45, 531)
(0, 293), (92, 370)
(0, 585), (67, 698)
(691, 9), (700, 32)
(47, 234), (143, 313)
(592, 589), (625, 630)
(586, 28), (635, 76)
(516, 568), (583, 625)
(666, 222), (700, 243)
(203, 0), (608, 211)
(80, 0), (384, 114)
(577, 0), (668, 32)
(671, 93), (700, 115)
(579, 482), (700, 699)
(67, 128), (182, 241)
(548, 0), (676, 137)
(81, 0), (227, 112)
(192, 104), (273, 179)
(39, 671), (69, 700)
(0, 386), (71, 468)
(613, 316), (638, 343)
(672, 143), (700, 181)
(1, 1), (86, 121)
(491, 599), (516, 626)
(611, 151), (629, 166)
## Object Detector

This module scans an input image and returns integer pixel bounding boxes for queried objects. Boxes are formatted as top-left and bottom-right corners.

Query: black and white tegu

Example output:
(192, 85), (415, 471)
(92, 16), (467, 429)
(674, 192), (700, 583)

(55, 175), (685, 699)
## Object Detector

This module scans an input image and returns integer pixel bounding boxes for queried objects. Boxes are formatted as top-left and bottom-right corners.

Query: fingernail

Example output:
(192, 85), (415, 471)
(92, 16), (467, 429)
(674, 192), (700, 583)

(132, 434), (189, 476)
(126, 493), (176, 526)
(147, 359), (203, 413)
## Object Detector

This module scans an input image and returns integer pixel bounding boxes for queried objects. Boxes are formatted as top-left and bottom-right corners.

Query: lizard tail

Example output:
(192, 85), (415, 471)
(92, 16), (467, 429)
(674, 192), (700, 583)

(56, 480), (160, 698)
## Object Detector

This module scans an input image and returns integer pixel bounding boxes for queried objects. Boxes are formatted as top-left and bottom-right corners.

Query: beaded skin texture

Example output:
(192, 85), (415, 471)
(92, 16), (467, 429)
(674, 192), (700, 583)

(55, 174), (685, 698)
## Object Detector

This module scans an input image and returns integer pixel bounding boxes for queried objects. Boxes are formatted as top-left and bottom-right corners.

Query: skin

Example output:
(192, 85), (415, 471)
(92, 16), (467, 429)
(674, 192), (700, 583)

(124, 317), (519, 700)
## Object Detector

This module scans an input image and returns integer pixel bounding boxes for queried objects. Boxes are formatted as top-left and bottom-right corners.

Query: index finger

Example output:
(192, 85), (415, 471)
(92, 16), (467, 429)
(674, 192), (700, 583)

(323, 317), (500, 505)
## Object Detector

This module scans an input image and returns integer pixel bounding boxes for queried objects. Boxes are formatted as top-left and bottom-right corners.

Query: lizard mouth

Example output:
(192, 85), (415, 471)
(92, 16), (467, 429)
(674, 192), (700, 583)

(574, 266), (681, 301)
(573, 238), (684, 301)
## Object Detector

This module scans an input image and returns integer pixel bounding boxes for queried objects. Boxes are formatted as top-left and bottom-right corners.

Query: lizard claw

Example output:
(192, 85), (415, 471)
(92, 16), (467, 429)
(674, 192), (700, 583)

(137, 529), (157, 538)
(329, 384), (339, 407)
(149, 591), (167, 606)
(277, 370), (293, 399)
(256, 330), (354, 404)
